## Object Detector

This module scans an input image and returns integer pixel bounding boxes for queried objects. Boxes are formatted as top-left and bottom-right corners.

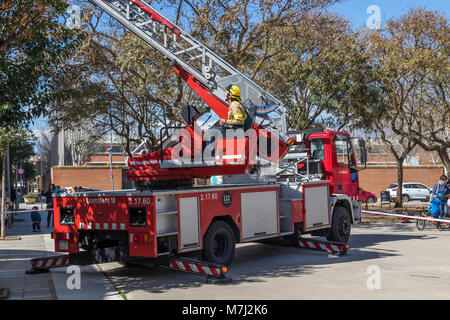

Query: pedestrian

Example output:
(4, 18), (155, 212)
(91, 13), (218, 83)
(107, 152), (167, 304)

(31, 206), (41, 232)
(42, 184), (55, 228)
(431, 175), (448, 218)
(3, 197), (12, 228)
(446, 178), (450, 218)
(10, 187), (16, 210)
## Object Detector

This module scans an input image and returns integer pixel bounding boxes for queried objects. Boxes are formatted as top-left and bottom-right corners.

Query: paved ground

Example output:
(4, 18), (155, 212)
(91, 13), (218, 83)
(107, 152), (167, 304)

(0, 204), (121, 300)
(1, 202), (449, 300)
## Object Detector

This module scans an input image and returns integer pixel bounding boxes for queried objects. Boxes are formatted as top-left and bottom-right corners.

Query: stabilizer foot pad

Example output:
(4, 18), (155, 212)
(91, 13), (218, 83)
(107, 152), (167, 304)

(205, 276), (232, 284)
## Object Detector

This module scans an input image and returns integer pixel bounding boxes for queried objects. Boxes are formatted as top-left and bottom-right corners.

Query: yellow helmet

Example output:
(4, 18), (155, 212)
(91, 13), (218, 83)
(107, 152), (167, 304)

(226, 85), (240, 99)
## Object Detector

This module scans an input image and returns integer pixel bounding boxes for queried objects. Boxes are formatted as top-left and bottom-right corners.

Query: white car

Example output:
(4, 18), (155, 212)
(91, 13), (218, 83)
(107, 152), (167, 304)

(387, 182), (432, 203)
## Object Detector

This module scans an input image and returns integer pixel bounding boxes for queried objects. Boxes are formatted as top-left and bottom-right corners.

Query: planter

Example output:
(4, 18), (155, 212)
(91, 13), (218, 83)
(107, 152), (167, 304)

(24, 197), (36, 204)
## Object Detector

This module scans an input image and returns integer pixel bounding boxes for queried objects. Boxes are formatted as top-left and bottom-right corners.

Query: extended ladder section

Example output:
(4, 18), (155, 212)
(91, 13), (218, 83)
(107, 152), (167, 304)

(89, 0), (288, 138)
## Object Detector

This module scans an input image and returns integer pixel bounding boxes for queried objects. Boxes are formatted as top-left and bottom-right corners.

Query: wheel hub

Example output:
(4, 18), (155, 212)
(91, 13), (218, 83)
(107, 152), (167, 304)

(338, 216), (350, 237)
(213, 234), (226, 257)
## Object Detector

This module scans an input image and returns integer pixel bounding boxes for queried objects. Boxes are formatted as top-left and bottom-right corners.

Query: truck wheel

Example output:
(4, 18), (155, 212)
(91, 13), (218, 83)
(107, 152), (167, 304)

(327, 206), (351, 243)
(202, 220), (235, 266)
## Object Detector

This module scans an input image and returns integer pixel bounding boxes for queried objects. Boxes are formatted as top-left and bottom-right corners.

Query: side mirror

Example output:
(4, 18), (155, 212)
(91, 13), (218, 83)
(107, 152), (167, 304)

(359, 139), (367, 164)
(351, 137), (368, 166)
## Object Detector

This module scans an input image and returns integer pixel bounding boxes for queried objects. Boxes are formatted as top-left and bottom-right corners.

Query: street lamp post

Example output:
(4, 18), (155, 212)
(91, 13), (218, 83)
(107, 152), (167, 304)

(108, 133), (114, 190)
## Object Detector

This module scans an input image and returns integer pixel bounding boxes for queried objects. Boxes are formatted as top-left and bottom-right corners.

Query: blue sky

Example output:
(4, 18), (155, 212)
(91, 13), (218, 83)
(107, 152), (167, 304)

(330, 0), (449, 29)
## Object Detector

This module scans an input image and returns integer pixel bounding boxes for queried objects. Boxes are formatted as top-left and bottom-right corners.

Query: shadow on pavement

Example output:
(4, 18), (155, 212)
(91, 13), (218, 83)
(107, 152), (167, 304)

(2, 210), (53, 238)
(98, 226), (432, 295)
(2, 211), (437, 299)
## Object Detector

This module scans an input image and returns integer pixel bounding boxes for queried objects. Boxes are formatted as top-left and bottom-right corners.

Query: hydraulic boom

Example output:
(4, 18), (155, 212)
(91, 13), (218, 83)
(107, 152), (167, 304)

(89, 0), (294, 184)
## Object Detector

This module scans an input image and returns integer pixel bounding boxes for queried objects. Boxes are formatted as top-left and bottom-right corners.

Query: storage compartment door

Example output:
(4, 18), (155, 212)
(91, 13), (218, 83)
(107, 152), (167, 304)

(178, 197), (201, 252)
(241, 191), (278, 239)
(304, 185), (330, 231)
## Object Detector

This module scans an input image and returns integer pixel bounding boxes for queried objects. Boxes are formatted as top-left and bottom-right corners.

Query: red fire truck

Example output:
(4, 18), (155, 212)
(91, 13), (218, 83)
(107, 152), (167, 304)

(36, 0), (367, 277)
(51, 128), (366, 268)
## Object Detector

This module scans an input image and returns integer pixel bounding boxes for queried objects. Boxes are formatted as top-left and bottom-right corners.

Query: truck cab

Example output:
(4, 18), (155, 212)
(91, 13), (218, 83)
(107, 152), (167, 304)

(307, 130), (362, 199)
(278, 129), (367, 241)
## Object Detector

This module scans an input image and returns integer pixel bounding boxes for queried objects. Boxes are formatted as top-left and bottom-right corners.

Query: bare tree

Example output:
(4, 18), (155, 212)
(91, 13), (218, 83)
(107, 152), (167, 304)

(365, 8), (449, 173)
(65, 122), (105, 166)
(36, 130), (52, 174)
(373, 122), (417, 207)
(49, 0), (343, 155)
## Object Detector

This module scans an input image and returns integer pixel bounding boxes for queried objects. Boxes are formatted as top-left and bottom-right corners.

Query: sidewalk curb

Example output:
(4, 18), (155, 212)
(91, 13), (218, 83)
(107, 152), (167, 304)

(0, 288), (10, 300)
(0, 236), (21, 241)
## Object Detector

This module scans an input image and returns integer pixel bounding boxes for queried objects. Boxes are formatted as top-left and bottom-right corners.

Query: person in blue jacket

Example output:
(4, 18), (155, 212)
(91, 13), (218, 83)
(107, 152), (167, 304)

(31, 206), (41, 232)
(429, 193), (445, 229)
(429, 193), (442, 217)
(432, 175), (449, 217)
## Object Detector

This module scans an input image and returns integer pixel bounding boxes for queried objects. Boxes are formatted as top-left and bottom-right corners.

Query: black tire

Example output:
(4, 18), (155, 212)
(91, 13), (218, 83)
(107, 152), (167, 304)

(202, 220), (235, 266)
(327, 206), (351, 243)
(416, 219), (426, 231)
(366, 197), (375, 204)
(402, 194), (410, 203)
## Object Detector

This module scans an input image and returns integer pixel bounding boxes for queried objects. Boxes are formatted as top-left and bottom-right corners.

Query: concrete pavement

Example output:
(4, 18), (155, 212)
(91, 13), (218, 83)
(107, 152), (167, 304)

(0, 203), (123, 300)
(1, 202), (449, 300)
(97, 221), (450, 300)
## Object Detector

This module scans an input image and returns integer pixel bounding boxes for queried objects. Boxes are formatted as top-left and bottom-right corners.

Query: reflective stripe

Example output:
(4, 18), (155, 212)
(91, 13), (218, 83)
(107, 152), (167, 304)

(233, 113), (247, 119)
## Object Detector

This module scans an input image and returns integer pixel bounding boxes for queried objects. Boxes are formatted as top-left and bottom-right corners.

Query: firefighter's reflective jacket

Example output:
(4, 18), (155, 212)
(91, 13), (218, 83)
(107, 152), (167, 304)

(225, 101), (247, 127)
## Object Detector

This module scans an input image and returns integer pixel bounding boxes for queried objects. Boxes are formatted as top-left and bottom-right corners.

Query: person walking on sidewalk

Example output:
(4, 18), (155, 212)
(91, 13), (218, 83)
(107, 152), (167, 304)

(31, 206), (41, 232)
(42, 184), (55, 228)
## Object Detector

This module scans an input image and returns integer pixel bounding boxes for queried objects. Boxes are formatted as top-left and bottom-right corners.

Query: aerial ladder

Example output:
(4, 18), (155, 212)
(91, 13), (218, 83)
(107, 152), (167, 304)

(89, 0), (295, 185)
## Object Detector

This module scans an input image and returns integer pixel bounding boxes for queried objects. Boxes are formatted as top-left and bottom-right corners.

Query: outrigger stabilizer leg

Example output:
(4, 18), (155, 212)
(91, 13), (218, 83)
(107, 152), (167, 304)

(263, 235), (349, 256)
(297, 237), (349, 256)
(158, 256), (232, 284)
(26, 255), (71, 274)
(26, 254), (232, 284)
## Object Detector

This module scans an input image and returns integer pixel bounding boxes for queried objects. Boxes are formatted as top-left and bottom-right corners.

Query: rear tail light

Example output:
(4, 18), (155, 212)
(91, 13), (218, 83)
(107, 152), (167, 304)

(130, 234), (151, 243)
(392, 188), (397, 192)
(51, 232), (72, 240)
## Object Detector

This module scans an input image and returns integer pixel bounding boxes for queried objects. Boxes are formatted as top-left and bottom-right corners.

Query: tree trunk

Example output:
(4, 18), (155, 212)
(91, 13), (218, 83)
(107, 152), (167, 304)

(437, 148), (450, 174)
(1, 151), (7, 239)
(395, 158), (404, 208)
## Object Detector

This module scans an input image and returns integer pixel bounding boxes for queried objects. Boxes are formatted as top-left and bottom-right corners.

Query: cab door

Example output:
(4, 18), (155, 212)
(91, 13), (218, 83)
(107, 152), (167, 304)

(332, 134), (358, 198)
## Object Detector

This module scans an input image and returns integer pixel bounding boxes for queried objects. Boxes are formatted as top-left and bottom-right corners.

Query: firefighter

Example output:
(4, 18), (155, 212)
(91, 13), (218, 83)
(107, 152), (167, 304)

(219, 85), (247, 130)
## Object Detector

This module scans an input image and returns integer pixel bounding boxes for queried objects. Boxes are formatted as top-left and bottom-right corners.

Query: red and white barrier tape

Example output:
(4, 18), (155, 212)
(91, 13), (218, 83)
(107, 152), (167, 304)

(362, 210), (450, 223)
(0, 208), (54, 215)
(169, 259), (222, 277)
